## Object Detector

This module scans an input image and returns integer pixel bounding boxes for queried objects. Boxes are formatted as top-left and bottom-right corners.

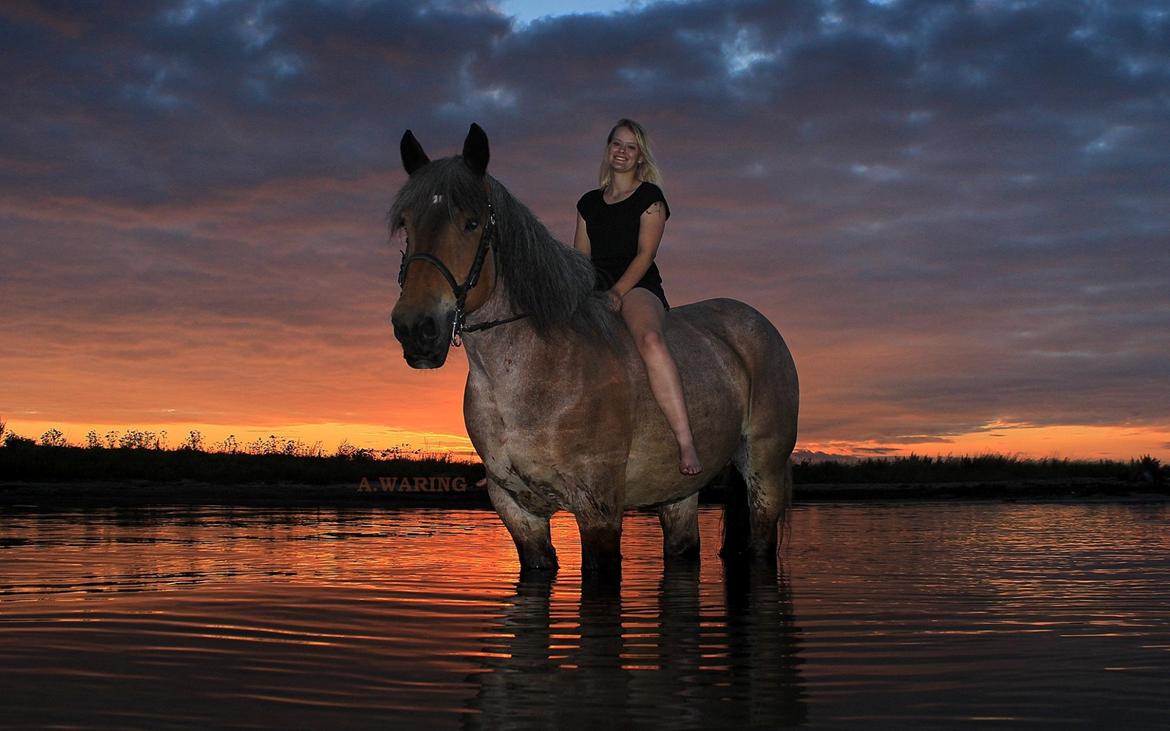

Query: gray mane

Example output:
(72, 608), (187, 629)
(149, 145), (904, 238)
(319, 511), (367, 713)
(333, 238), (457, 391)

(390, 157), (624, 347)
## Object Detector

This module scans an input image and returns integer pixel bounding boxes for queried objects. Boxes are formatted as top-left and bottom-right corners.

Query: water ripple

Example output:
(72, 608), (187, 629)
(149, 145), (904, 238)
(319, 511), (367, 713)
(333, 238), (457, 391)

(0, 501), (1167, 728)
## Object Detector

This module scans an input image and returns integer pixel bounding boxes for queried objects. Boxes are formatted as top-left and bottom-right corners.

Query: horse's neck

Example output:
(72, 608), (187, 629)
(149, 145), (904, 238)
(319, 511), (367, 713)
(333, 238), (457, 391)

(464, 277), (519, 330)
(462, 281), (542, 372)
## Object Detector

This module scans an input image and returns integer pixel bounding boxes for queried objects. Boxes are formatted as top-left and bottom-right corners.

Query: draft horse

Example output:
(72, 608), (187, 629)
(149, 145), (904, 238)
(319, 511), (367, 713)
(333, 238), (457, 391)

(390, 124), (798, 578)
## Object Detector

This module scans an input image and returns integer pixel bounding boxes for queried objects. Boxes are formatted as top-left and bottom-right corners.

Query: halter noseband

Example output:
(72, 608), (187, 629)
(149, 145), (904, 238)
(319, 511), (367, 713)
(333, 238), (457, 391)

(397, 199), (525, 346)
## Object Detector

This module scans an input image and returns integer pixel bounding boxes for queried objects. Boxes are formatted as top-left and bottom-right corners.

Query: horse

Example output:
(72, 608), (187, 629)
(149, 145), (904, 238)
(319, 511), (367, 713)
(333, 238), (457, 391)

(389, 123), (798, 578)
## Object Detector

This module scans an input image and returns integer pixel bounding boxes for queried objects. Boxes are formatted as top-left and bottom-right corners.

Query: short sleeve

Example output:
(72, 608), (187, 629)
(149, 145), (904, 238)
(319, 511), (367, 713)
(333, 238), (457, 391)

(639, 183), (670, 220)
(576, 190), (597, 219)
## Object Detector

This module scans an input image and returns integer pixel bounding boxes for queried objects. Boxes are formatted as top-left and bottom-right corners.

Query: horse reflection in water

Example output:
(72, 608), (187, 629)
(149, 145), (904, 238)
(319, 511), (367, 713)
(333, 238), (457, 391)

(465, 566), (805, 728)
(389, 124), (799, 579)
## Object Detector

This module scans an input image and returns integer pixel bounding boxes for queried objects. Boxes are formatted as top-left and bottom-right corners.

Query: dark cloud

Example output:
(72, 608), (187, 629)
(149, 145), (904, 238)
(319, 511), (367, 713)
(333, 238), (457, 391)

(1, 0), (1168, 453)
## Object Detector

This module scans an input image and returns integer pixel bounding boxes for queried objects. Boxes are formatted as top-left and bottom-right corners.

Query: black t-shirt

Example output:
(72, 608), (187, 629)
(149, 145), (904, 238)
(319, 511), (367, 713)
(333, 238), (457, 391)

(576, 182), (671, 291)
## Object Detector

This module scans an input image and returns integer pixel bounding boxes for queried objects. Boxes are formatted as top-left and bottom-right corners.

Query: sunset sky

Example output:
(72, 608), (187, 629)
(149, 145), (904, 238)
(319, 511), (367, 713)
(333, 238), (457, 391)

(2, 0), (1168, 461)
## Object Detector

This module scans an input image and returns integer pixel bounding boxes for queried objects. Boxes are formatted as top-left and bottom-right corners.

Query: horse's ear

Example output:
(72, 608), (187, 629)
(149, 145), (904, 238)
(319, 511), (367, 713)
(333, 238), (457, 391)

(401, 130), (430, 176)
(462, 123), (490, 177)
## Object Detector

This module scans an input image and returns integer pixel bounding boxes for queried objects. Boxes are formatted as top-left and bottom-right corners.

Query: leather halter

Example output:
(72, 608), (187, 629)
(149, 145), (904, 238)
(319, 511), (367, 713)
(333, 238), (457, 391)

(397, 199), (526, 346)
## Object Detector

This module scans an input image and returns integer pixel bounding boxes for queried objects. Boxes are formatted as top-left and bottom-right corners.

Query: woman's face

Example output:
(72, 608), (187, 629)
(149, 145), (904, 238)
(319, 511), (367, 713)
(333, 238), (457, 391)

(607, 127), (641, 174)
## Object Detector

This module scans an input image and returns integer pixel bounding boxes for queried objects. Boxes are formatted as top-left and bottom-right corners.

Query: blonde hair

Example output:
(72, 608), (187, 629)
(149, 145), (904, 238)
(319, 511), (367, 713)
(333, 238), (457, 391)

(598, 118), (663, 189)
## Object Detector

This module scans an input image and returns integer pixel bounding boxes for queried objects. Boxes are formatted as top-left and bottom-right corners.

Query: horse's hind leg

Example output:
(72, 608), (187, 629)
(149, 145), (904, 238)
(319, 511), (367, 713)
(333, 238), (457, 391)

(728, 436), (793, 564)
(658, 493), (700, 565)
(488, 482), (558, 572)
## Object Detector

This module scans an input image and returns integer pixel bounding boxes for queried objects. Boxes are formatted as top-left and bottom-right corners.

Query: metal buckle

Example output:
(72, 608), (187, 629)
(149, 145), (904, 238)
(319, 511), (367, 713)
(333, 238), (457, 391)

(451, 306), (464, 348)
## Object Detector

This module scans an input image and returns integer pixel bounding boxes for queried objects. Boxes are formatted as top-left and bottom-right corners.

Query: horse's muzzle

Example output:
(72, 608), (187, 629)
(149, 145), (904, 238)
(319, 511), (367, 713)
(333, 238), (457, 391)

(391, 309), (454, 368)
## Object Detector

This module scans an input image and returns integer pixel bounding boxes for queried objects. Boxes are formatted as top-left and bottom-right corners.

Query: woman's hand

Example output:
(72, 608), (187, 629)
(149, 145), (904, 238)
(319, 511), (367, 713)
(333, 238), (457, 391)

(605, 289), (623, 312)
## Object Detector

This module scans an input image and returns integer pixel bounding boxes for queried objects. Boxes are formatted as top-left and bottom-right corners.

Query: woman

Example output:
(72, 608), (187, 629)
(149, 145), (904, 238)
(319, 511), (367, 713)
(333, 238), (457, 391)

(574, 119), (702, 476)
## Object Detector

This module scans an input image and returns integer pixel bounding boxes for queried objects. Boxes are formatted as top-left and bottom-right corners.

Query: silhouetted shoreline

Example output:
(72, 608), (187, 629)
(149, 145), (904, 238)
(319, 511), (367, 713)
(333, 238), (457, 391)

(1, 477), (1164, 509)
(1, 443), (1164, 507)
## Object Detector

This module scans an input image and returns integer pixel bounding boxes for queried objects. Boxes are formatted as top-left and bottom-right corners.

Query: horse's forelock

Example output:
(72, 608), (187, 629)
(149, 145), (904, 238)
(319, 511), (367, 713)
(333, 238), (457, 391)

(389, 158), (489, 233)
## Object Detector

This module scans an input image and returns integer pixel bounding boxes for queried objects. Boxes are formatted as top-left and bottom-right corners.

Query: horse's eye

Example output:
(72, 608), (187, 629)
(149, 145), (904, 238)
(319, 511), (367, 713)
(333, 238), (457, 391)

(465, 219), (479, 232)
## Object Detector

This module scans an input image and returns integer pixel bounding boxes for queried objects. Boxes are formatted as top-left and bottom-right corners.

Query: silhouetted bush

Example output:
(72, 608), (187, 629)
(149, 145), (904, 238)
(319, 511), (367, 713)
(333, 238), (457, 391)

(1130, 455), (1166, 485)
(3, 433), (36, 449)
(39, 429), (68, 447)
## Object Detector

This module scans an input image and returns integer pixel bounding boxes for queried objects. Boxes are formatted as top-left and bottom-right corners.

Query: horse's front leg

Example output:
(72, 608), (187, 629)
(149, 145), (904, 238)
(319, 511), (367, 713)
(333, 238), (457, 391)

(572, 472), (626, 581)
(576, 512), (622, 579)
(487, 482), (558, 573)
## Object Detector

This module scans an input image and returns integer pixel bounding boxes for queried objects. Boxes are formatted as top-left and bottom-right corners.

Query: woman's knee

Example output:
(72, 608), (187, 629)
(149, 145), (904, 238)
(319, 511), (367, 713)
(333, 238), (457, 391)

(635, 328), (666, 354)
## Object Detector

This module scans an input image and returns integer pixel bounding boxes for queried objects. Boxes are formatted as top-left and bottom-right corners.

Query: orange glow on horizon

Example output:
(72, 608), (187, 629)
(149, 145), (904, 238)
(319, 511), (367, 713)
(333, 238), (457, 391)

(3, 419), (478, 460)
(798, 422), (1170, 462)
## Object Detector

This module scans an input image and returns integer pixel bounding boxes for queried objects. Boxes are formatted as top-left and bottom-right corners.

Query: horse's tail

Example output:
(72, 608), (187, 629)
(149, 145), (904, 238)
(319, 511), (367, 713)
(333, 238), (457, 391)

(779, 458), (794, 545)
(719, 464), (751, 560)
(720, 457), (794, 561)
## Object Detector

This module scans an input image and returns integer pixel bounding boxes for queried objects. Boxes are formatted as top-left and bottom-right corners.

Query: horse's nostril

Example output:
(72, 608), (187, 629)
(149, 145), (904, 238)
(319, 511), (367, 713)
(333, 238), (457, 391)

(418, 317), (438, 341)
(392, 313), (447, 349)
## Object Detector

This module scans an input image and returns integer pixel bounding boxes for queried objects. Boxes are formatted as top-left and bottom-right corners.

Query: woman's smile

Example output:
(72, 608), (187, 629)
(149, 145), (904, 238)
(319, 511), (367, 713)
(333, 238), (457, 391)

(608, 131), (640, 171)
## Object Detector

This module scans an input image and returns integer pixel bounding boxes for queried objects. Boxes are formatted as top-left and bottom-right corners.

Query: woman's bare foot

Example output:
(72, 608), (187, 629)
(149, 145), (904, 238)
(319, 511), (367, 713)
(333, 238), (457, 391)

(679, 442), (703, 476)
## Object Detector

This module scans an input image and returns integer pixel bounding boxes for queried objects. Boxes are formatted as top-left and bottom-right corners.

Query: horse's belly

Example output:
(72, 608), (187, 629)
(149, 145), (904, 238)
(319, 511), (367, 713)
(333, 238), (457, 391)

(623, 399), (744, 508)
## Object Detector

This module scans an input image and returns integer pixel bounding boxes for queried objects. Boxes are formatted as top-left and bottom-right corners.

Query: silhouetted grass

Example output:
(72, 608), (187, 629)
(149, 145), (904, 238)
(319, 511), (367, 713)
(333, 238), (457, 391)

(793, 453), (1155, 484)
(0, 442), (478, 485)
(1, 443), (1162, 487)
(0, 423), (1163, 489)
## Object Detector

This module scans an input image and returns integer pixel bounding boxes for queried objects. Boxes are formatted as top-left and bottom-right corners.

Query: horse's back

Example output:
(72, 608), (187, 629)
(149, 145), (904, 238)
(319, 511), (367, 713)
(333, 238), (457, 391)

(670, 298), (797, 395)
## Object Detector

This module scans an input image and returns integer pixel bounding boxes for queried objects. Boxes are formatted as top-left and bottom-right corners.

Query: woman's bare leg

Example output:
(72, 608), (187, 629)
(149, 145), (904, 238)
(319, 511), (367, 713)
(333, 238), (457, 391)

(620, 288), (702, 475)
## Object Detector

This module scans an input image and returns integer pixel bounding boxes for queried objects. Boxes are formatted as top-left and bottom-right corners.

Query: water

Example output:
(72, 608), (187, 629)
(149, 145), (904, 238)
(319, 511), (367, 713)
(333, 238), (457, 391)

(1, 501), (1168, 729)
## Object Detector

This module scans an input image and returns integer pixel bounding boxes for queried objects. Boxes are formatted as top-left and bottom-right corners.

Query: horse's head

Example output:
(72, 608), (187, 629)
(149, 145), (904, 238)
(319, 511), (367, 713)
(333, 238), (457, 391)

(390, 123), (498, 368)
